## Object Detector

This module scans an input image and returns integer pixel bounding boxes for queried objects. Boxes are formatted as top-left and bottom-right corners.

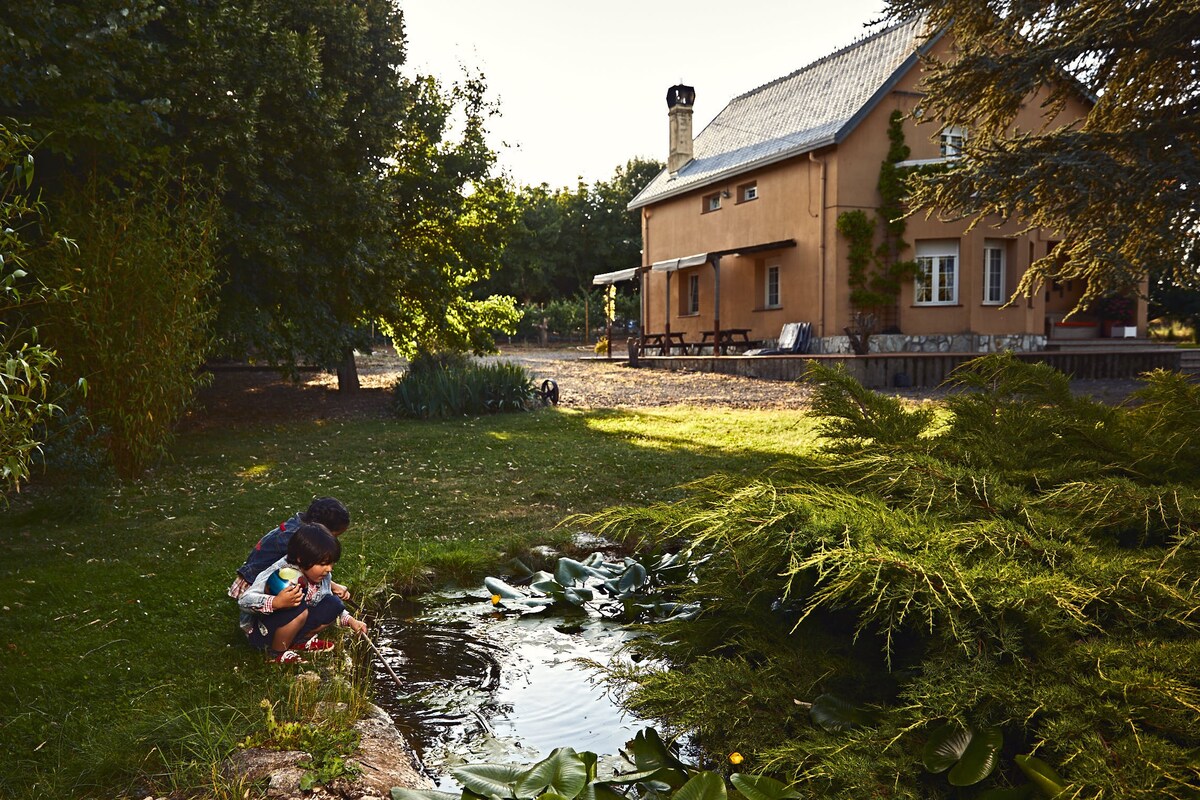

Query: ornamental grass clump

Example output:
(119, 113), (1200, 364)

(582, 353), (1200, 799)
(392, 353), (537, 418)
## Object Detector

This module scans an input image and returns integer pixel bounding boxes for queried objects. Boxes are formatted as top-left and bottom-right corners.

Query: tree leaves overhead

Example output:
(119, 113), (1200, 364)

(882, 0), (1200, 307)
(2, 0), (516, 388)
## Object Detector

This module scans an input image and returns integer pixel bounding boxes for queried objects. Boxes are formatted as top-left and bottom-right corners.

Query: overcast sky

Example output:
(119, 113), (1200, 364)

(400, 0), (891, 189)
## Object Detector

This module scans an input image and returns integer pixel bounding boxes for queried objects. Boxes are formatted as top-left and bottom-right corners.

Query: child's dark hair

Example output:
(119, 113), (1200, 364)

(287, 523), (342, 568)
(302, 497), (350, 533)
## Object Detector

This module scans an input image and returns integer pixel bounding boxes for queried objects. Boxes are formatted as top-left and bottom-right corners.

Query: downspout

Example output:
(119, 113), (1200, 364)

(809, 151), (827, 338)
(711, 255), (722, 356)
(641, 208), (651, 350)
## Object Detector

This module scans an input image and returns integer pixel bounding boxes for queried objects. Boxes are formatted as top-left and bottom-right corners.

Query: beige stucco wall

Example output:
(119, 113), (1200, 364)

(639, 158), (824, 341)
(639, 27), (1122, 346)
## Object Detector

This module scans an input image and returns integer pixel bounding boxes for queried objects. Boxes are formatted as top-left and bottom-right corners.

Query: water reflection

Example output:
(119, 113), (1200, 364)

(371, 594), (645, 787)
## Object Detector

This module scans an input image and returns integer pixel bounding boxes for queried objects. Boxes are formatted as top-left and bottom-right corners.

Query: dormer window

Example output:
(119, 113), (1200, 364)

(703, 192), (722, 213)
(940, 125), (967, 157)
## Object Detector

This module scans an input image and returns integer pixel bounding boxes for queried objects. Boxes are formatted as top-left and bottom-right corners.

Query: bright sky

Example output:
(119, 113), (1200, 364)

(400, 0), (891, 189)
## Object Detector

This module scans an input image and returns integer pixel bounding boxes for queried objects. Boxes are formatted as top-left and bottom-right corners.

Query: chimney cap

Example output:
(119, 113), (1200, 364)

(666, 84), (695, 109)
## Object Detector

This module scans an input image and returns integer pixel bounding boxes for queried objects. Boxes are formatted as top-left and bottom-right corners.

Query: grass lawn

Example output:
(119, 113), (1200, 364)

(0, 405), (821, 799)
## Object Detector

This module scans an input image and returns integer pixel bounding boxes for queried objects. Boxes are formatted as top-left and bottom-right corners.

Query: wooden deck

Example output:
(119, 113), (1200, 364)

(628, 344), (1185, 389)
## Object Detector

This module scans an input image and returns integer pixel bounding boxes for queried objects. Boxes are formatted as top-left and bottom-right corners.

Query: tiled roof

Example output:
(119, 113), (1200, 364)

(629, 16), (934, 209)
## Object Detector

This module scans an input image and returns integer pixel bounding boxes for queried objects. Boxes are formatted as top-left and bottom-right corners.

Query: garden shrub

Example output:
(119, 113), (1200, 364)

(582, 353), (1200, 799)
(393, 355), (537, 418)
(0, 121), (73, 495)
(34, 171), (219, 478)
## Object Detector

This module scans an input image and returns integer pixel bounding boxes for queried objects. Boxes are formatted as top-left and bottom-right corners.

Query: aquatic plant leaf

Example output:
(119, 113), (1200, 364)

(531, 576), (566, 596)
(451, 763), (527, 798)
(579, 783), (627, 800)
(578, 751), (599, 783)
(390, 789), (460, 800)
(922, 723), (973, 773)
(555, 557), (607, 586)
(923, 725), (1002, 786)
(809, 693), (874, 732)
(563, 587), (594, 605)
(484, 577), (527, 600)
(515, 747), (589, 799)
(673, 771), (727, 800)
(947, 727), (1003, 786)
(729, 773), (801, 800)
(506, 558), (535, 578)
(1014, 754), (1068, 798)
(618, 563), (648, 592)
(621, 728), (688, 773)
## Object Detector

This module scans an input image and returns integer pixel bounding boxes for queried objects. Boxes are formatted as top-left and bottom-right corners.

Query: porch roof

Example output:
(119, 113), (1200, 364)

(649, 239), (798, 272)
(592, 267), (640, 285)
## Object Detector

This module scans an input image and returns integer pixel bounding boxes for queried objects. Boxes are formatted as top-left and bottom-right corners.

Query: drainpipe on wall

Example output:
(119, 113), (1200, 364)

(809, 151), (827, 337)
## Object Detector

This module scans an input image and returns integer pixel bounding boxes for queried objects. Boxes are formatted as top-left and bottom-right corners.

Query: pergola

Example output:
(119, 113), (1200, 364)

(645, 239), (797, 355)
(591, 267), (640, 358)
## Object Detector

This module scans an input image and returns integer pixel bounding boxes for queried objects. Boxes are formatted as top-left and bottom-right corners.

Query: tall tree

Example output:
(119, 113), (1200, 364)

(482, 157), (663, 304)
(882, 0), (1200, 307)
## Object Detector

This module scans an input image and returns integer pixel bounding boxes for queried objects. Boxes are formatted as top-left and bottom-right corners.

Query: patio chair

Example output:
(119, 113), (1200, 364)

(745, 322), (812, 355)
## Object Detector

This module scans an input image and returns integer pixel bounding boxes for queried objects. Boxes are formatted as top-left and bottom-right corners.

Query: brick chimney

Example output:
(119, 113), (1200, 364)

(666, 84), (695, 175)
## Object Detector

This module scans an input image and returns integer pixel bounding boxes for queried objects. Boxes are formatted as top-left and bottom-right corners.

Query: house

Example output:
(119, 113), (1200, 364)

(620, 16), (1147, 355)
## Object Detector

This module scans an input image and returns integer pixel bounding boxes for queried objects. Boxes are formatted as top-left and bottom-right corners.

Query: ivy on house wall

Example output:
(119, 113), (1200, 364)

(836, 110), (919, 353)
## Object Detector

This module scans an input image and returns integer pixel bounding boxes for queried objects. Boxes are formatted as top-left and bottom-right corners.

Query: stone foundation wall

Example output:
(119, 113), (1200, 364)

(812, 333), (1047, 355)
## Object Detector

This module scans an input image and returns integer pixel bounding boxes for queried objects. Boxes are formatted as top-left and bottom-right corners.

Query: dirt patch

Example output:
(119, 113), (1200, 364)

(184, 345), (1142, 429)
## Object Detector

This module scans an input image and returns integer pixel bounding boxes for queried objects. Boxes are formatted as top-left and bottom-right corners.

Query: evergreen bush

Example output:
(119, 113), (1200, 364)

(393, 357), (537, 418)
(582, 354), (1200, 799)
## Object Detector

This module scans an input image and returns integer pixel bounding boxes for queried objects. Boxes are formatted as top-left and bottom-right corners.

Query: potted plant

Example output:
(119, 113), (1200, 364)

(1093, 295), (1136, 338)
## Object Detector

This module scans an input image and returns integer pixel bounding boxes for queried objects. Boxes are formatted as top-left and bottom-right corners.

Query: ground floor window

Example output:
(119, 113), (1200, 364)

(765, 264), (780, 308)
(687, 273), (700, 315)
(983, 240), (1006, 305)
(915, 240), (959, 305)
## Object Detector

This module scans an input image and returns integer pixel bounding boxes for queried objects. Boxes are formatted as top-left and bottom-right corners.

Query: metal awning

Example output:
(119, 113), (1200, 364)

(650, 253), (709, 272)
(592, 267), (640, 285)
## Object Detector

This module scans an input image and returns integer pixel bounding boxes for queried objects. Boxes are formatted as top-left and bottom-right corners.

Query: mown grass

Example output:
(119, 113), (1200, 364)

(0, 405), (821, 799)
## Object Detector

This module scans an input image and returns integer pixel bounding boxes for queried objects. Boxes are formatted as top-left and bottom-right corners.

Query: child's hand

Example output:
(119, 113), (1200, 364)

(275, 583), (303, 609)
(348, 617), (368, 635)
(332, 582), (351, 600)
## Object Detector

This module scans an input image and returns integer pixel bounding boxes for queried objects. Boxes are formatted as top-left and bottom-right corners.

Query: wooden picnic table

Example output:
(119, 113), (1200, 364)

(640, 331), (689, 356)
(699, 328), (754, 354)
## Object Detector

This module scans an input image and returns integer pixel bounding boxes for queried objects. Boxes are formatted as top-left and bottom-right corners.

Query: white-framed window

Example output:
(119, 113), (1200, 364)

(914, 240), (959, 305)
(940, 125), (967, 157)
(703, 192), (721, 213)
(765, 263), (780, 308)
(983, 240), (1006, 305)
(739, 182), (758, 202)
(688, 273), (700, 315)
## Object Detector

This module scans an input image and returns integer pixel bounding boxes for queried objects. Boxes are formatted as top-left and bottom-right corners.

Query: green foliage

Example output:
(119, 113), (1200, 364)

(34, 172), (218, 478)
(390, 728), (794, 800)
(392, 358), (537, 418)
(480, 158), (663, 304)
(485, 551), (700, 620)
(881, 0), (1199, 305)
(239, 699), (361, 792)
(579, 354), (1200, 798)
(0, 121), (74, 495)
(836, 111), (918, 350)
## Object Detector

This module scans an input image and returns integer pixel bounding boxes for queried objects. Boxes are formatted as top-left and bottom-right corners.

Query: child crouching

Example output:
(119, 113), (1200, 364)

(238, 523), (368, 663)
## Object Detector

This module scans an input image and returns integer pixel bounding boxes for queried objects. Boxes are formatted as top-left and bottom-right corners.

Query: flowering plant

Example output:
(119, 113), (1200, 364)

(1092, 294), (1134, 324)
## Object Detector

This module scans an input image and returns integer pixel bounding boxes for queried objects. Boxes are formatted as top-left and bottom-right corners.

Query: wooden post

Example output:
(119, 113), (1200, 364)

(711, 255), (722, 356)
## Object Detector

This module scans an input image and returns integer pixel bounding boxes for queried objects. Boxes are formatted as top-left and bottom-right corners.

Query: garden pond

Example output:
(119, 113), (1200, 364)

(368, 591), (651, 788)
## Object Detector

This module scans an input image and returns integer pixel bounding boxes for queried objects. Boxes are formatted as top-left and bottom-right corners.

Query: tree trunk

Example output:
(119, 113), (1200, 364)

(337, 345), (360, 392)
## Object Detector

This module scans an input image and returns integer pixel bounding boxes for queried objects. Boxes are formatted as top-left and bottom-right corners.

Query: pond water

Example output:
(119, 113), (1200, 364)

(369, 593), (649, 788)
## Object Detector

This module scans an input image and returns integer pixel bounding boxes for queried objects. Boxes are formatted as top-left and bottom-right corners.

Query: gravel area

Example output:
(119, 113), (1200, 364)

(185, 344), (1143, 429)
